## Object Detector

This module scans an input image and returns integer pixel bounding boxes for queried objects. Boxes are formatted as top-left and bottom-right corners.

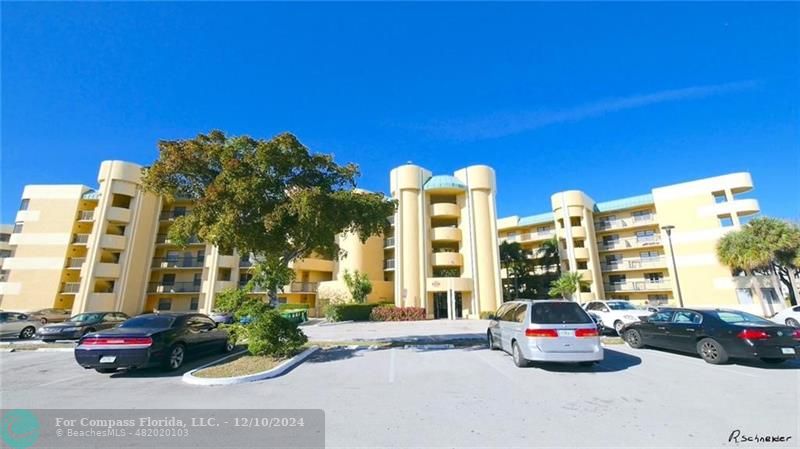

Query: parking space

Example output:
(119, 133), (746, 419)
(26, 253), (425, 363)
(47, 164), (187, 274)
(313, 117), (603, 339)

(1, 343), (797, 447)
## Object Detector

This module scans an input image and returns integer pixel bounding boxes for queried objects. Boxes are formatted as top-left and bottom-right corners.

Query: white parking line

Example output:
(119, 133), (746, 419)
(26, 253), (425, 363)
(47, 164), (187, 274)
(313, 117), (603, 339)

(388, 348), (395, 383)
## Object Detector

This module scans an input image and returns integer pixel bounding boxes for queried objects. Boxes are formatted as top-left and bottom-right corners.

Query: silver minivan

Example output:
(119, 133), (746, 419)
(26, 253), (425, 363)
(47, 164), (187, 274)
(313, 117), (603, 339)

(487, 300), (603, 367)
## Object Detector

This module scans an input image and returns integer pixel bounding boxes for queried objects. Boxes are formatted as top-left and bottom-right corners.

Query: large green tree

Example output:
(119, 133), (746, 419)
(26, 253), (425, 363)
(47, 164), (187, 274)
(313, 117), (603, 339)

(548, 271), (586, 301)
(499, 241), (530, 300)
(142, 131), (396, 304)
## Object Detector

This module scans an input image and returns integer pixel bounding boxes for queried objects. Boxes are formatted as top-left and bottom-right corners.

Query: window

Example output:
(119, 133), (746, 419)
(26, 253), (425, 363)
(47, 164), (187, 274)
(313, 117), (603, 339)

(537, 226), (551, 235)
(196, 250), (205, 263)
(715, 310), (773, 325)
(219, 268), (231, 282)
(640, 251), (659, 260)
(761, 288), (781, 304)
(645, 272), (663, 283)
(500, 304), (520, 322)
(0, 250), (12, 258)
(19, 199), (29, 210)
(173, 206), (187, 217)
(190, 297), (199, 311)
(577, 261), (588, 270)
(649, 310), (674, 322)
(12, 222), (23, 234)
(513, 304), (527, 323)
(712, 191), (727, 204)
(570, 217), (582, 227)
(0, 233), (9, 242)
(193, 273), (202, 286)
(574, 239), (584, 248)
(162, 274), (176, 286)
(735, 288), (754, 305)
(579, 284), (591, 293)
(719, 215), (734, 228)
(673, 311), (702, 324)
(609, 275), (626, 285)
(111, 193), (132, 209)
(531, 302), (592, 324)
(585, 302), (604, 312)
(157, 298), (172, 311)
(632, 210), (652, 222)
(605, 254), (622, 266)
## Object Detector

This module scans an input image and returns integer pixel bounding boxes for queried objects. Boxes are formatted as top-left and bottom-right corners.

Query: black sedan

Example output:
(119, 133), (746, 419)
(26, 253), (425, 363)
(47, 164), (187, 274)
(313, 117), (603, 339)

(621, 308), (800, 364)
(37, 312), (129, 341)
(75, 313), (233, 373)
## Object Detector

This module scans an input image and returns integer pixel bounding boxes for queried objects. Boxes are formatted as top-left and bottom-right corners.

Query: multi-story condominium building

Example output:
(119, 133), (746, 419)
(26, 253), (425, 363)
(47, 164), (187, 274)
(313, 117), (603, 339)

(497, 172), (778, 316)
(0, 224), (14, 293)
(0, 159), (781, 319)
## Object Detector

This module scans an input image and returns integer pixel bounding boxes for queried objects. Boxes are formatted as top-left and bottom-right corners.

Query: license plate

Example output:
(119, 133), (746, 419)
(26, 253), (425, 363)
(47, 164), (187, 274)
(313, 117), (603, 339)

(781, 347), (796, 355)
(558, 330), (575, 337)
(99, 356), (117, 364)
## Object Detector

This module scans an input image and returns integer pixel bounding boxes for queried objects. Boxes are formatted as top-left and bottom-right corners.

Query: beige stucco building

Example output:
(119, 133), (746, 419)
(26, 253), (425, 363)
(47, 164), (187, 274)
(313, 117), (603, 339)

(0, 160), (780, 319)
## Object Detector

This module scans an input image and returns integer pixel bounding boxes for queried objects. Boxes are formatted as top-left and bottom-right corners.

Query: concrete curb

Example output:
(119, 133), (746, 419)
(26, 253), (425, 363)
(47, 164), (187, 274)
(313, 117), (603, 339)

(1, 347), (74, 352)
(182, 346), (320, 386)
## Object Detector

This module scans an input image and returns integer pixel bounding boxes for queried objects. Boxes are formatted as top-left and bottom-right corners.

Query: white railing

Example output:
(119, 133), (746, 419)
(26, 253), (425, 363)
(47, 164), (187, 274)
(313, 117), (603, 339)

(600, 235), (661, 250)
(602, 257), (666, 271)
(595, 214), (656, 230)
(500, 230), (555, 244)
(605, 280), (671, 292)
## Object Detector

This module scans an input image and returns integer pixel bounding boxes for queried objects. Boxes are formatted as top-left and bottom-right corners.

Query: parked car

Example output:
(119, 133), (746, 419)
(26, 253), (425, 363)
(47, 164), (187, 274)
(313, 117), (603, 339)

(771, 305), (800, 328)
(621, 308), (800, 365)
(583, 300), (653, 334)
(210, 311), (234, 324)
(75, 313), (233, 373)
(38, 312), (129, 342)
(27, 308), (72, 324)
(0, 312), (40, 339)
(487, 300), (603, 367)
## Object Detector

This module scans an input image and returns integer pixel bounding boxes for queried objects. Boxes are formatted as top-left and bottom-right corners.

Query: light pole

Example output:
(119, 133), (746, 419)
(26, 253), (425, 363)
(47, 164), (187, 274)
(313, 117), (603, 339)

(661, 225), (684, 307)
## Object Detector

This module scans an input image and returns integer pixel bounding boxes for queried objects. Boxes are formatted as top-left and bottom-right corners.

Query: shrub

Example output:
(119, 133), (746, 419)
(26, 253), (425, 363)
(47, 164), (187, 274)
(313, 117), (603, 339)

(324, 303), (382, 322)
(343, 270), (372, 304)
(219, 323), (247, 345)
(370, 306), (427, 321)
(247, 310), (308, 357)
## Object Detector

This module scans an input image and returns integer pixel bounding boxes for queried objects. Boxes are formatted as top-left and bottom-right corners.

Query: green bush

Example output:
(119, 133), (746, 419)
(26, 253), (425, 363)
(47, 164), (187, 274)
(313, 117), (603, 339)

(219, 323), (246, 345)
(247, 310), (308, 357)
(324, 303), (382, 322)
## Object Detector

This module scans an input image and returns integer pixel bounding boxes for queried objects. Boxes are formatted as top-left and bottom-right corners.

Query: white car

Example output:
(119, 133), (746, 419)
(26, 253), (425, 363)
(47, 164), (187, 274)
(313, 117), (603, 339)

(771, 305), (800, 328)
(583, 300), (653, 334)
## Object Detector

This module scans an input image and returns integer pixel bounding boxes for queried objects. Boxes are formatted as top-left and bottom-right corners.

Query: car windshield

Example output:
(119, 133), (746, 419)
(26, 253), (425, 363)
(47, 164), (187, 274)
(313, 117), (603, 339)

(715, 311), (774, 325)
(607, 302), (637, 310)
(119, 315), (174, 328)
(531, 302), (593, 324)
(67, 313), (102, 323)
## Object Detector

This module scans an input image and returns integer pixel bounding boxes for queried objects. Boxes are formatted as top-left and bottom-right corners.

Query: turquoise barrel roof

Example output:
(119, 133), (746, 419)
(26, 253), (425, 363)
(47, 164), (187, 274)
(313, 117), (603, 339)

(423, 175), (466, 191)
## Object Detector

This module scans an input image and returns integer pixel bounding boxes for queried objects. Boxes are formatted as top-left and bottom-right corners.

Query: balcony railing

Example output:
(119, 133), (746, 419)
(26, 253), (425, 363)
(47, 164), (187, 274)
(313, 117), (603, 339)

(78, 210), (95, 221)
(605, 280), (671, 292)
(595, 214), (656, 231)
(160, 210), (188, 220)
(151, 257), (205, 268)
(601, 257), (666, 271)
(290, 282), (318, 293)
(61, 282), (81, 293)
(600, 235), (661, 251)
(384, 259), (395, 270)
(500, 230), (555, 244)
(384, 237), (395, 248)
(67, 258), (86, 268)
(148, 282), (202, 293)
(72, 234), (90, 244)
(155, 234), (202, 245)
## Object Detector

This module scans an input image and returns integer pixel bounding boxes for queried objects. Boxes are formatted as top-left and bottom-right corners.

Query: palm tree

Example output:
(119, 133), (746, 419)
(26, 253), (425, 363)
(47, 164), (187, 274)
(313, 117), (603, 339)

(548, 271), (585, 301)
(717, 230), (773, 315)
(499, 241), (530, 300)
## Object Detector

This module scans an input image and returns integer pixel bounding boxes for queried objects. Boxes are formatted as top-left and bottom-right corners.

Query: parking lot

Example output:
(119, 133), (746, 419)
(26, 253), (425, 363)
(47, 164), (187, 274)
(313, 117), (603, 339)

(1, 339), (798, 448)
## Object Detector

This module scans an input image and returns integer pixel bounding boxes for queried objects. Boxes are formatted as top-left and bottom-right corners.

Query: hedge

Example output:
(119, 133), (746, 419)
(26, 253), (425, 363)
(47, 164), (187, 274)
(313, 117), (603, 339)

(324, 303), (383, 322)
(370, 306), (426, 321)
(277, 303), (310, 311)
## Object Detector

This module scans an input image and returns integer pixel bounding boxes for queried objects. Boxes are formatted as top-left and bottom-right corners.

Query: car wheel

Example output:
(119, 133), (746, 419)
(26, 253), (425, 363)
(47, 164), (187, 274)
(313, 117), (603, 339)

(222, 338), (235, 353)
(19, 326), (36, 340)
(760, 358), (786, 365)
(786, 318), (800, 328)
(624, 329), (645, 349)
(697, 338), (728, 364)
(511, 341), (528, 368)
(95, 368), (117, 374)
(40, 318), (48, 325)
(163, 344), (186, 371)
(614, 320), (624, 335)
(487, 331), (498, 350)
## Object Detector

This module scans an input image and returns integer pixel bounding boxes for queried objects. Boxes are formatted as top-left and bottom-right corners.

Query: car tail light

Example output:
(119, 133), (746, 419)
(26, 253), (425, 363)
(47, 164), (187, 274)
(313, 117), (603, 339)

(525, 329), (558, 338)
(575, 328), (599, 338)
(82, 337), (153, 346)
(736, 329), (770, 341)
(793, 330), (800, 340)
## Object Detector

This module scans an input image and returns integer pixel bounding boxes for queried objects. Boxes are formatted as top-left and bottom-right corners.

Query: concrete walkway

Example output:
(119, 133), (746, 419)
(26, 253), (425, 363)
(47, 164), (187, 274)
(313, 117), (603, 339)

(301, 319), (489, 343)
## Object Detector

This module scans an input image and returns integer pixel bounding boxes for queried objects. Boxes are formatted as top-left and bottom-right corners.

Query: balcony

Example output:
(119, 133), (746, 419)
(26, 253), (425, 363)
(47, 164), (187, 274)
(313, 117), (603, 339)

(239, 258), (253, 268)
(431, 251), (462, 267)
(72, 234), (90, 244)
(602, 257), (667, 272)
(100, 235), (126, 250)
(289, 282), (318, 293)
(383, 259), (395, 270)
(160, 210), (188, 221)
(155, 234), (203, 245)
(604, 280), (672, 292)
(384, 237), (395, 248)
(151, 257), (205, 269)
(431, 227), (461, 242)
(148, 282), (202, 294)
(431, 202), (459, 218)
(599, 235), (662, 251)
(66, 258), (85, 268)
(78, 210), (95, 221)
(500, 230), (556, 244)
(61, 282), (81, 294)
(595, 214), (656, 231)
(106, 206), (132, 223)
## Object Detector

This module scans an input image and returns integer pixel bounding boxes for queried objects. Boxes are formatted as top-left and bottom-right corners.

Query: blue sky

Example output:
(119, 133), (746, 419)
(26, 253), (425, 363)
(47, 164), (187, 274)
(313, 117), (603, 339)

(2, 2), (798, 223)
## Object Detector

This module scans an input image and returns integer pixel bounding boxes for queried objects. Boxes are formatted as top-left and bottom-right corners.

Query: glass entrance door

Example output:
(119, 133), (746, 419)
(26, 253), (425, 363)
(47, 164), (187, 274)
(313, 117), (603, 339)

(454, 292), (463, 319)
(434, 292), (448, 319)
